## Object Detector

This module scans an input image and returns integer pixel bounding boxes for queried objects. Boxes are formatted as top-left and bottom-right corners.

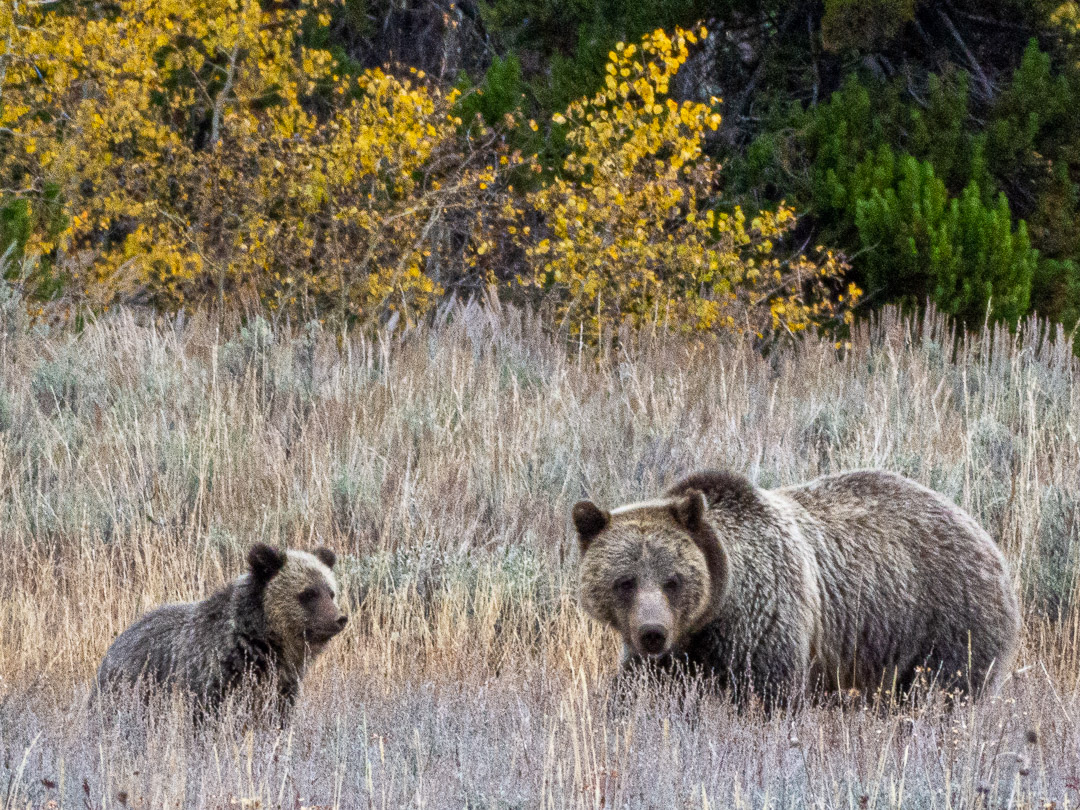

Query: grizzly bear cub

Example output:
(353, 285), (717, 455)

(96, 543), (347, 717)
(572, 470), (1020, 707)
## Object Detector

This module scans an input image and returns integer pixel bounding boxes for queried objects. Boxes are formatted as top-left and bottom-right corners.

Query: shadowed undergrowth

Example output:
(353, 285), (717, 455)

(0, 298), (1078, 808)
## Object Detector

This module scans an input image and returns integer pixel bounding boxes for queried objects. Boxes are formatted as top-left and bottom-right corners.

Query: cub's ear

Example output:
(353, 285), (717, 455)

(670, 489), (706, 532)
(571, 500), (610, 554)
(248, 543), (287, 583)
(313, 547), (337, 569)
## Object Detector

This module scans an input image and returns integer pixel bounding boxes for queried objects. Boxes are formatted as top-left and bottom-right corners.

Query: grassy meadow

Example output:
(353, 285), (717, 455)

(0, 287), (1079, 808)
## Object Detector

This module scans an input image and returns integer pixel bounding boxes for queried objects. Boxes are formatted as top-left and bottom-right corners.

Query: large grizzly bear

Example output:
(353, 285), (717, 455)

(572, 470), (1020, 706)
(96, 544), (347, 717)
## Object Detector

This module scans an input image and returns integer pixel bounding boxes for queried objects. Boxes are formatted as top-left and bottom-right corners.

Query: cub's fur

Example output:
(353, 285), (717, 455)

(572, 470), (1020, 706)
(96, 544), (347, 717)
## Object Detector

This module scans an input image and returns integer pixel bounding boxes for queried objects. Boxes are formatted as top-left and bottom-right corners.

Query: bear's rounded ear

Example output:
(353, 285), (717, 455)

(572, 500), (610, 553)
(313, 547), (337, 569)
(248, 543), (287, 582)
(671, 489), (706, 532)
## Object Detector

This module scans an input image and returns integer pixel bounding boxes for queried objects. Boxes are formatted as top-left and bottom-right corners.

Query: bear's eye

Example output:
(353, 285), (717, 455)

(613, 576), (636, 595)
(663, 575), (682, 594)
(298, 587), (319, 604)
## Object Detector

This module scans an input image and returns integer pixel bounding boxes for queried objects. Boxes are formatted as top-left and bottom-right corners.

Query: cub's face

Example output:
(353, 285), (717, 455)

(249, 544), (348, 654)
(292, 551), (346, 647)
(572, 490), (725, 660)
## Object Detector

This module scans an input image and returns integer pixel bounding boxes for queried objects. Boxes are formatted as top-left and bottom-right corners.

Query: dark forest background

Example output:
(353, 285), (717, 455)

(333, 0), (1080, 331)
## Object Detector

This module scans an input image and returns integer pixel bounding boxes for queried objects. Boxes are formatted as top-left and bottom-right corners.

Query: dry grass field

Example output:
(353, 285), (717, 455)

(1, 284), (1079, 808)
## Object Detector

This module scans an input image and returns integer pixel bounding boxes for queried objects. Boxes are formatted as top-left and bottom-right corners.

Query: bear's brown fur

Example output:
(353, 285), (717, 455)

(96, 544), (347, 718)
(572, 469), (1020, 706)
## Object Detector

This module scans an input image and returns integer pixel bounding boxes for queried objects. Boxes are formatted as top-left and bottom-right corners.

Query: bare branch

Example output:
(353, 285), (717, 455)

(938, 9), (994, 101)
(210, 0), (251, 149)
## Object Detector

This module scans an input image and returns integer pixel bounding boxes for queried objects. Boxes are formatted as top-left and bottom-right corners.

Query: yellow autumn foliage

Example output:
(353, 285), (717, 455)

(2, 7), (855, 336)
(2, 0), (511, 320)
(523, 27), (858, 340)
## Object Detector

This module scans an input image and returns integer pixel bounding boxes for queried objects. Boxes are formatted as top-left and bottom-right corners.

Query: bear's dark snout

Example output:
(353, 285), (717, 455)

(316, 610), (346, 641)
(305, 591), (348, 644)
(638, 625), (669, 656)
